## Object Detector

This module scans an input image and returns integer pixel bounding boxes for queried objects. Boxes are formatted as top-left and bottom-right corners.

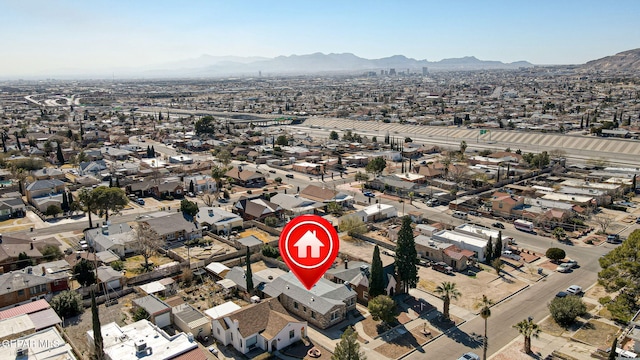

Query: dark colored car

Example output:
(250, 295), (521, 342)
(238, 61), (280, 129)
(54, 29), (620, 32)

(556, 291), (568, 298)
(363, 191), (376, 198)
(492, 222), (505, 229)
(285, 174), (294, 178)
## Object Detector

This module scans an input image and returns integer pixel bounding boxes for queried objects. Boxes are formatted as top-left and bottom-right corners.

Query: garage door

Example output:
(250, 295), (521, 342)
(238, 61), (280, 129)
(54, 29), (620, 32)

(155, 312), (171, 328)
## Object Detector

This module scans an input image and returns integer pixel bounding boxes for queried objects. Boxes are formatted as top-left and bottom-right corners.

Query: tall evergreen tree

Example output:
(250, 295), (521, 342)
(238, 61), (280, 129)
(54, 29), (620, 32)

(67, 192), (73, 207)
(332, 326), (365, 360)
(369, 245), (385, 298)
(608, 337), (618, 360)
(56, 143), (65, 164)
(395, 216), (418, 293)
(189, 180), (195, 194)
(91, 288), (104, 360)
(109, 178), (113, 188)
(485, 236), (493, 264)
(61, 192), (69, 212)
(633, 174), (637, 192)
(115, 177), (120, 188)
(146, 145), (151, 158)
(15, 133), (21, 150)
(245, 247), (254, 294)
(151, 146), (155, 157)
(494, 231), (503, 257)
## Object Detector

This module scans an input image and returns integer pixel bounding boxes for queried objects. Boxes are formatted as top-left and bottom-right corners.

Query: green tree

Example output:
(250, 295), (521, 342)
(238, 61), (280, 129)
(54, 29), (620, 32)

(395, 216), (418, 292)
(261, 244), (279, 258)
(365, 157), (386, 175)
(276, 135), (289, 146)
(546, 248), (566, 263)
(459, 140), (467, 156)
(74, 259), (96, 287)
(61, 191), (69, 212)
(435, 281), (461, 320)
(42, 244), (62, 261)
(326, 201), (343, 216)
(78, 187), (98, 228)
(608, 336), (618, 360)
(274, 177), (283, 184)
(211, 165), (228, 199)
(598, 229), (640, 322)
(339, 216), (367, 237)
(264, 216), (278, 228)
(552, 227), (566, 241)
(494, 231), (503, 257)
(180, 199), (199, 217)
(368, 295), (398, 327)
(332, 326), (365, 360)
(133, 307), (150, 321)
(484, 236), (494, 264)
(45, 204), (62, 218)
(93, 186), (128, 222)
(56, 142), (65, 164)
(245, 247), (254, 294)
(369, 245), (385, 298)
(475, 295), (494, 360)
(491, 258), (504, 275)
(17, 252), (33, 269)
(216, 150), (232, 166)
(91, 288), (105, 360)
(194, 115), (216, 135)
(549, 295), (586, 326)
(354, 172), (369, 182)
(189, 180), (195, 194)
(329, 131), (339, 140)
(51, 290), (84, 318)
(513, 317), (540, 354)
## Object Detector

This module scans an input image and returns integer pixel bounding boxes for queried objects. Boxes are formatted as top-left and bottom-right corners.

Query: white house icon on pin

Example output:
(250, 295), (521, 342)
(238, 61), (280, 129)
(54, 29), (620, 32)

(294, 230), (324, 258)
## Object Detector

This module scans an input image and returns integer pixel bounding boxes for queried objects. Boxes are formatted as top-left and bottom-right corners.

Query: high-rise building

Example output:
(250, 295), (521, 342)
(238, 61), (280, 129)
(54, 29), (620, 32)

(422, 67), (429, 76)
(389, 68), (396, 76)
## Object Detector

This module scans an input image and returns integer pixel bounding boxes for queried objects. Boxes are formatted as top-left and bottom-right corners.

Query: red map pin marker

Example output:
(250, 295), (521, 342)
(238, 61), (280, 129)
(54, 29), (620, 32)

(279, 214), (340, 290)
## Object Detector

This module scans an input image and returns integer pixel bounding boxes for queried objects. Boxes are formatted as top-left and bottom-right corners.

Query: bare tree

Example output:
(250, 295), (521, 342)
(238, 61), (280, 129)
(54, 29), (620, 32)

(131, 223), (164, 271)
(200, 191), (216, 207)
(593, 215), (612, 234)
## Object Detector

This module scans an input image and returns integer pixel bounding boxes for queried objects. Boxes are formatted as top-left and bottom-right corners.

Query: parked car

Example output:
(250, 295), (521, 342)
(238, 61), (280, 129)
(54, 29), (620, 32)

(418, 259), (430, 267)
(606, 234), (621, 243)
(555, 291), (568, 298)
(556, 263), (572, 273)
(468, 210), (481, 216)
(187, 192), (195, 197)
(636, 217), (640, 224)
(218, 198), (228, 203)
(363, 191), (376, 198)
(566, 285), (582, 295)
(502, 250), (521, 261)
(285, 174), (294, 178)
(565, 259), (578, 268)
(492, 222), (505, 229)
(425, 199), (439, 207)
(457, 353), (480, 360)
(269, 170), (276, 174)
(433, 262), (453, 274)
(136, 198), (145, 205)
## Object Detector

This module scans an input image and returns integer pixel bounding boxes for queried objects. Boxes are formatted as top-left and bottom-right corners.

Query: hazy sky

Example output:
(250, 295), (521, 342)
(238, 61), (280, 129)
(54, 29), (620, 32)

(1, 0), (639, 76)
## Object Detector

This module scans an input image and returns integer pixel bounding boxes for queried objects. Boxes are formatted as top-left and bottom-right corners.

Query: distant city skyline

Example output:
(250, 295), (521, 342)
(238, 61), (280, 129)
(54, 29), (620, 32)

(1, 0), (639, 76)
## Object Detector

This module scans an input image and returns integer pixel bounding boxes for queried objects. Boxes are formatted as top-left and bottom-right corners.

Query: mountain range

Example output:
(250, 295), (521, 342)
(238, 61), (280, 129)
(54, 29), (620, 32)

(135, 53), (533, 78)
(581, 48), (640, 72)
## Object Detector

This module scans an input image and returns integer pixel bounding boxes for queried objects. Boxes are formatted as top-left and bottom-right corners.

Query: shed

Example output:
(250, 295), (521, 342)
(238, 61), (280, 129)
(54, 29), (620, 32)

(133, 295), (172, 328)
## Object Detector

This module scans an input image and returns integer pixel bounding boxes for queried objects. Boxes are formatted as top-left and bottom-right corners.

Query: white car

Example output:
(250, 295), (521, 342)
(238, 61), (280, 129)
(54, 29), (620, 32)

(566, 285), (582, 295)
(458, 353), (480, 360)
(556, 263), (572, 273)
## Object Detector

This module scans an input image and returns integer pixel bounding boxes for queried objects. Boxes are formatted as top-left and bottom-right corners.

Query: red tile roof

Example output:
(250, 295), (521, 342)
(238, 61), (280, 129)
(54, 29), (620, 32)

(169, 347), (208, 360)
(0, 299), (50, 319)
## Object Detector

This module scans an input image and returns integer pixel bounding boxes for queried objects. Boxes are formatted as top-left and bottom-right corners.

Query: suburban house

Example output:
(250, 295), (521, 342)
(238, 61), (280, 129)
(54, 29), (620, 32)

(0, 270), (57, 309)
(431, 230), (488, 262)
(172, 303), (211, 339)
(32, 168), (65, 180)
(233, 197), (282, 221)
(205, 262), (230, 280)
(490, 191), (525, 217)
(84, 223), (136, 258)
(0, 242), (44, 273)
(263, 272), (356, 329)
(0, 298), (62, 332)
(0, 196), (26, 220)
(88, 319), (205, 360)
(225, 167), (266, 188)
(126, 179), (184, 199)
(325, 261), (401, 304)
(269, 193), (324, 218)
(78, 160), (108, 176)
(194, 207), (243, 234)
(184, 174), (217, 194)
(25, 179), (66, 211)
(415, 236), (475, 271)
(341, 203), (397, 223)
(96, 265), (125, 293)
(211, 298), (306, 354)
(133, 295), (172, 328)
(139, 212), (202, 244)
(300, 185), (354, 207)
(368, 176), (417, 196)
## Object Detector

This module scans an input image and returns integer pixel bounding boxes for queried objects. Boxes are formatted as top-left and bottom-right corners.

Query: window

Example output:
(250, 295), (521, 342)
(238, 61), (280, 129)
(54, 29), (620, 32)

(17, 289), (24, 296)
(289, 330), (295, 339)
(311, 311), (316, 319)
(499, 203), (503, 209)
(294, 302), (298, 309)
(330, 311), (340, 321)
(217, 328), (220, 335)
(303, 306), (306, 313)
(363, 291), (368, 301)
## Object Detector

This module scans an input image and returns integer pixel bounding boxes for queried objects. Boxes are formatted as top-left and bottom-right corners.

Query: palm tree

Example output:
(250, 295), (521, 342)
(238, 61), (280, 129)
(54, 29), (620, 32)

(513, 317), (540, 354)
(211, 165), (228, 199)
(441, 156), (451, 180)
(459, 140), (467, 158)
(434, 281), (461, 320)
(77, 188), (97, 228)
(475, 295), (494, 360)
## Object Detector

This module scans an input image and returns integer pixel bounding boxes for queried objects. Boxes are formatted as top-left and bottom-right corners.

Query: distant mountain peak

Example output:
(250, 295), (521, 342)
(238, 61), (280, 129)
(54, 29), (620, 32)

(582, 48), (640, 72)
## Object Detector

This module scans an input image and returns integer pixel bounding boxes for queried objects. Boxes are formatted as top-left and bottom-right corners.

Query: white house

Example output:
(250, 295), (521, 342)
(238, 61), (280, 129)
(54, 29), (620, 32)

(209, 299), (306, 354)
(432, 230), (488, 261)
(342, 203), (397, 224)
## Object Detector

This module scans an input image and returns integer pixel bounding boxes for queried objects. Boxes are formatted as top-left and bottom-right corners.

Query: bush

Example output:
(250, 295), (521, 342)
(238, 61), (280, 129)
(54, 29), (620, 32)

(549, 295), (586, 326)
(262, 244), (279, 258)
(51, 290), (84, 318)
(264, 216), (278, 228)
(133, 307), (150, 321)
(545, 247), (566, 263)
(110, 260), (124, 271)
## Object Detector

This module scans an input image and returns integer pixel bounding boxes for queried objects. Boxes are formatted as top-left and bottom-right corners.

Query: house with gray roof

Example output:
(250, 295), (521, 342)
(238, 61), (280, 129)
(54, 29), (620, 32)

(133, 295), (172, 328)
(194, 207), (243, 234)
(263, 272), (356, 329)
(172, 303), (211, 339)
(84, 223), (136, 258)
(0, 271), (56, 309)
(25, 179), (66, 209)
(79, 160), (107, 176)
(233, 196), (282, 221)
(139, 212), (201, 245)
(0, 196), (25, 220)
(269, 193), (324, 217)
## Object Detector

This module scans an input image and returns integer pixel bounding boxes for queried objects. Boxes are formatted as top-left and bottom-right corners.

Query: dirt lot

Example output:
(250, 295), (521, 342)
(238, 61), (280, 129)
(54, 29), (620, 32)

(572, 320), (620, 348)
(124, 254), (175, 277)
(61, 291), (138, 359)
(170, 240), (234, 261)
(374, 327), (435, 358)
(491, 339), (544, 360)
(238, 228), (277, 243)
(539, 316), (566, 337)
(418, 267), (527, 311)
